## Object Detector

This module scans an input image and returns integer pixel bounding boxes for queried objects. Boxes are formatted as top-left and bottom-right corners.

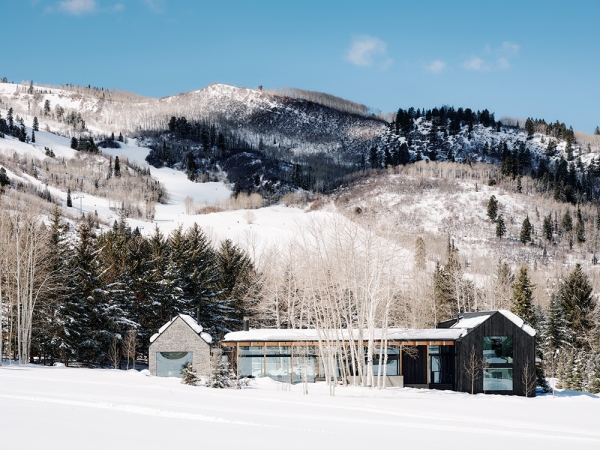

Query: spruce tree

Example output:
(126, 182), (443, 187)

(557, 264), (595, 348)
(32, 116), (39, 131)
(495, 214), (506, 238)
(71, 137), (78, 150)
(575, 207), (585, 243)
(519, 216), (532, 244)
(31, 129), (35, 143)
(181, 362), (200, 386)
(487, 195), (498, 221)
(114, 156), (121, 177)
(207, 349), (238, 388)
(562, 210), (573, 233)
(118, 132), (123, 142)
(542, 214), (553, 241)
(67, 188), (72, 207)
(511, 266), (535, 325)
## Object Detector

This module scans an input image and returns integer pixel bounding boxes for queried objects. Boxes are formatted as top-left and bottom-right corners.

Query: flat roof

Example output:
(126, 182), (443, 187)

(222, 327), (466, 343)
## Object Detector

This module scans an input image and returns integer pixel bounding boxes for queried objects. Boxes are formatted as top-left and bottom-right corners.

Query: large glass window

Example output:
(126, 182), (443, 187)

(483, 336), (513, 391)
(238, 357), (264, 378)
(266, 356), (292, 382)
(156, 352), (192, 377)
(484, 368), (513, 391)
(483, 336), (513, 364)
(239, 346), (264, 356)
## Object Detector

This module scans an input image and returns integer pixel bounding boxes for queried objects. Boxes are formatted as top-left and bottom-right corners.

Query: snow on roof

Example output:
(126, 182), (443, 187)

(448, 310), (536, 337)
(498, 310), (536, 337)
(450, 313), (492, 330)
(149, 314), (212, 344)
(223, 327), (465, 343)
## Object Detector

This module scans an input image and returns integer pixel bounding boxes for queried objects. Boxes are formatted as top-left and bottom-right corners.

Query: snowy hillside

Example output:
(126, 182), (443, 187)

(0, 81), (386, 155)
(1, 364), (599, 450)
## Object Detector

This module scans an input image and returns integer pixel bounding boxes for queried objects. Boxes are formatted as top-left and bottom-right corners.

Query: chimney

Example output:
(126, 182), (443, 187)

(243, 317), (249, 332)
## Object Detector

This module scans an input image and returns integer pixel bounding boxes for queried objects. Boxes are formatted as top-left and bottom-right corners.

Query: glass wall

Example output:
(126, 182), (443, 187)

(293, 345), (319, 383)
(429, 345), (454, 385)
(266, 345), (291, 382)
(483, 336), (513, 391)
(238, 346), (264, 378)
(156, 352), (192, 377)
(370, 346), (400, 376)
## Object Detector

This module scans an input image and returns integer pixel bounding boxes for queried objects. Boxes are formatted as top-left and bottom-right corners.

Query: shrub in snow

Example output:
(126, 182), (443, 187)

(207, 349), (242, 389)
(181, 362), (200, 386)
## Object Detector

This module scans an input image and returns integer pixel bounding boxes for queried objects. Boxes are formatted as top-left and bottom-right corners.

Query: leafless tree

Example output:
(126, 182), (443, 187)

(522, 357), (537, 397)
(124, 329), (137, 370)
(108, 336), (120, 369)
(464, 345), (487, 394)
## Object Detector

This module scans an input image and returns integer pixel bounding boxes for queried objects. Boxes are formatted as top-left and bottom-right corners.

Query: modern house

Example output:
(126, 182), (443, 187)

(149, 314), (213, 377)
(222, 310), (537, 396)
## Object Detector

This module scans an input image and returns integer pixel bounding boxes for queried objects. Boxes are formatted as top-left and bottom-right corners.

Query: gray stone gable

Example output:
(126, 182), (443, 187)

(149, 316), (211, 377)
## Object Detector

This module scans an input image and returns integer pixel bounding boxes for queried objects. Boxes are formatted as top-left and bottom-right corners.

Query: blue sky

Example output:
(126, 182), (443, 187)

(2, 0), (599, 132)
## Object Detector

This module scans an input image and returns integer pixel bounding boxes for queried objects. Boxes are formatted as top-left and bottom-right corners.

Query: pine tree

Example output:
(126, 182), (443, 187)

(207, 349), (238, 388)
(71, 137), (78, 150)
(31, 129), (35, 143)
(595, 126), (600, 136)
(495, 214), (506, 238)
(511, 266), (535, 325)
(114, 156), (121, 177)
(575, 207), (585, 243)
(544, 294), (569, 351)
(487, 195), (498, 221)
(32, 116), (39, 131)
(118, 132), (123, 142)
(181, 362), (200, 386)
(562, 210), (573, 233)
(557, 264), (595, 348)
(216, 239), (261, 329)
(67, 188), (72, 207)
(519, 216), (532, 244)
(542, 214), (553, 241)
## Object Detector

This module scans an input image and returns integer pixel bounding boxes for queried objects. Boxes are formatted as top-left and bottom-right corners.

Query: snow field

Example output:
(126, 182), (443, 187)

(0, 364), (598, 450)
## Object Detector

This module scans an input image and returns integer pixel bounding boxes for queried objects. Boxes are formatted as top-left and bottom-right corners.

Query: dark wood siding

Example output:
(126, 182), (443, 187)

(402, 346), (427, 384)
(455, 312), (536, 396)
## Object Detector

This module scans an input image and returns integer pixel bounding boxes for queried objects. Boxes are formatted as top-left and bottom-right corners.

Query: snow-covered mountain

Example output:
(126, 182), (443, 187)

(0, 82), (387, 156)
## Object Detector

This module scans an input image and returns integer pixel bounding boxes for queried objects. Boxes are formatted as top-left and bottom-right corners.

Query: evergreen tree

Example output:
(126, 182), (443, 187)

(487, 195), (498, 221)
(368, 147), (379, 169)
(562, 210), (573, 233)
(44, 99), (51, 116)
(595, 126), (600, 136)
(114, 156), (121, 177)
(542, 214), (553, 241)
(511, 266), (535, 325)
(520, 216), (532, 244)
(181, 362), (200, 386)
(495, 214), (506, 238)
(557, 264), (596, 348)
(118, 132), (123, 142)
(31, 129), (35, 143)
(575, 207), (585, 243)
(32, 116), (39, 131)
(525, 118), (535, 138)
(67, 188), (72, 207)
(216, 239), (261, 329)
(71, 137), (78, 150)
(0, 167), (10, 188)
(207, 349), (238, 388)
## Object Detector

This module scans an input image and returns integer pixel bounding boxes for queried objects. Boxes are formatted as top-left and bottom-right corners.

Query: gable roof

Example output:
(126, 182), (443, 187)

(150, 314), (213, 344)
(448, 310), (536, 337)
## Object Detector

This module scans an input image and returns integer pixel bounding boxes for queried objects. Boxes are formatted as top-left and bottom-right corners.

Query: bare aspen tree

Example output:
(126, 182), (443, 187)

(124, 329), (137, 370)
(108, 336), (120, 369)
(464, 346), (487, 394)
(522, 357), (537, 397)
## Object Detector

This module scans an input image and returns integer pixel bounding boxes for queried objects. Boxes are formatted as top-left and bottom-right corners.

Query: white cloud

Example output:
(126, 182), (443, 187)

(58, 0), (97, 15)
(463, 57), (489, 72)
(345, 35), (391, 68)
(425, 60), (446, 74)
(143, 0), (164, 13)
(463, 42), (520, 72)
(113, 3), (125, 12)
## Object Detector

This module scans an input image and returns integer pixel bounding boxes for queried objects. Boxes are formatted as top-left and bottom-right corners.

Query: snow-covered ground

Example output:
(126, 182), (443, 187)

(0, 364), (598, 450)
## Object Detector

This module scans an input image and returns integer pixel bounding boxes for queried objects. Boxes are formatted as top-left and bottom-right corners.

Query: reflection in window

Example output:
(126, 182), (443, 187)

(239, 346), (264, 356)
(238, 356), (264, 378)
(156, 352), (193, 377)
(483, 368), (513, 391)
(266, 356), (291, 382)
(483, 336), (513, 364)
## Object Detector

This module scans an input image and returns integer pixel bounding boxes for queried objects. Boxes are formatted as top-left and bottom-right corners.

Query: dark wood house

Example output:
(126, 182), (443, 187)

(221, 310), (536, 397)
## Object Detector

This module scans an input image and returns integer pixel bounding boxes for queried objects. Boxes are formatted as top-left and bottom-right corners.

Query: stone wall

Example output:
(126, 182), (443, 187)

(149, 317), (211, 377)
